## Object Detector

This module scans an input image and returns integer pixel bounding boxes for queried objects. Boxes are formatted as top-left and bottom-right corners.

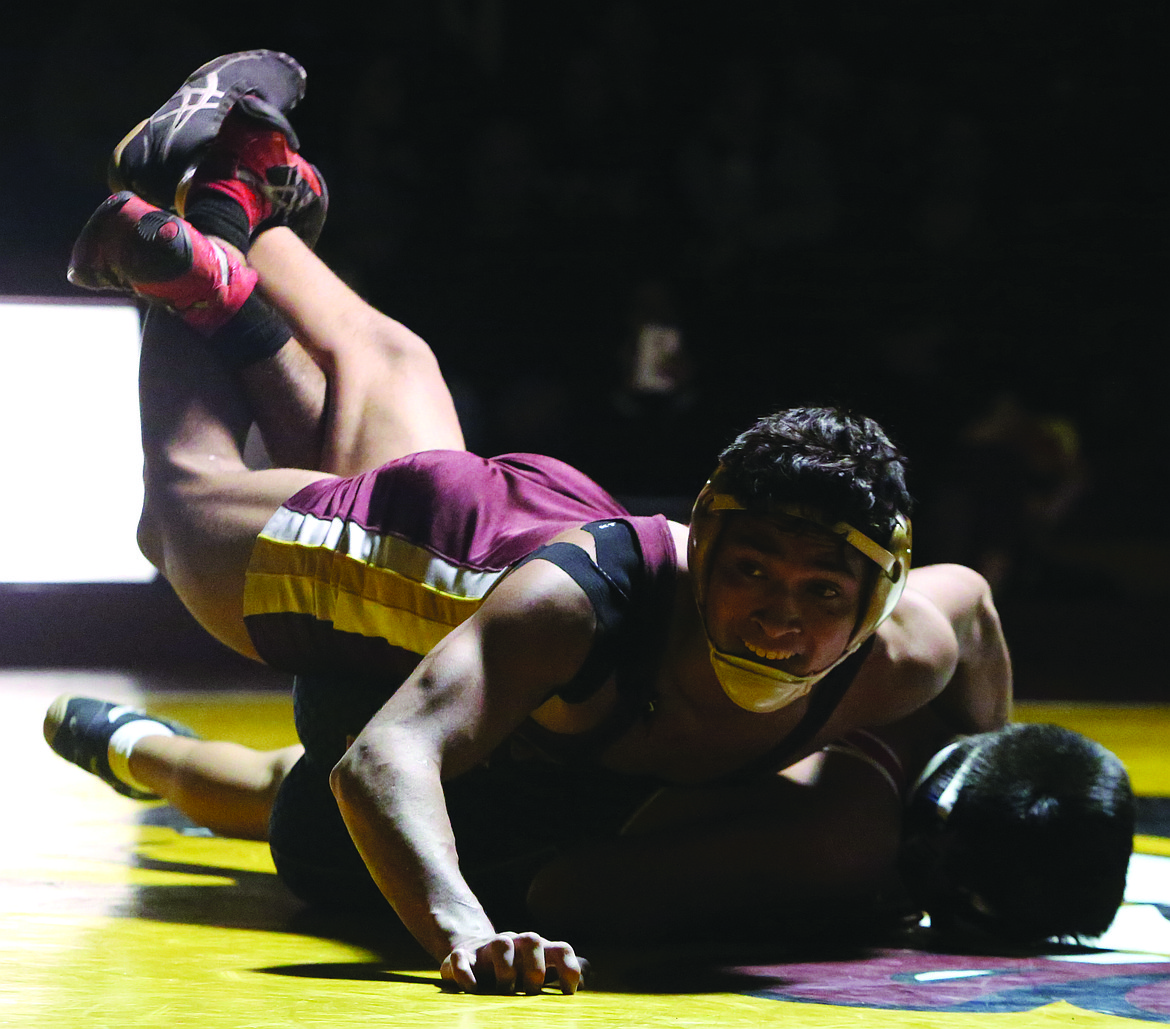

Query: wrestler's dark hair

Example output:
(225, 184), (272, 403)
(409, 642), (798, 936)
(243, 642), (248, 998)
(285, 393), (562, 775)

(717, 407), (911, 546)
(902, 723), (1135, 944)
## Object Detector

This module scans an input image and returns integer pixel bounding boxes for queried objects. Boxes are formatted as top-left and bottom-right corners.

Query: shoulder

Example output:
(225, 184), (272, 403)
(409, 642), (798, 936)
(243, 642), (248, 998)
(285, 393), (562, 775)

(903, 563), (995, 623)
(488, 541), (599, 621)
(865, 564), (996, 704)
(880, 564), (997, 679)
(838, 579), (962, 728)
(878, 585), (961, 686)
(823, 564), (1001, 736)
(896, 564), (1002, 675)
(669, 519), (691, 580)
(539, 517), (683, 586)
(470, 555), (600, 691)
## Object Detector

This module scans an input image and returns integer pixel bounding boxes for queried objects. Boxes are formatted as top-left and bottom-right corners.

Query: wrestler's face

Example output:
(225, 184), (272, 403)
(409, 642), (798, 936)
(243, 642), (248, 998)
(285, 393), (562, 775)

(703, 513), (865, 678)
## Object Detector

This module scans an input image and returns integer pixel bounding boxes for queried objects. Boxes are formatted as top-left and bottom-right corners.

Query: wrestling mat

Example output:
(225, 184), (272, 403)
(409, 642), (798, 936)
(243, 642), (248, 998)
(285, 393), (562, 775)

(3, 669), (1169, 1028)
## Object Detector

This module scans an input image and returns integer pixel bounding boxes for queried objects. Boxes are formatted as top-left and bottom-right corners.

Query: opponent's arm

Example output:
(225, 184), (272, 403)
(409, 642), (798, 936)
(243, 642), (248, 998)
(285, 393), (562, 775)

(329, 560), (594, 994)
(907, 563), (1012, 734)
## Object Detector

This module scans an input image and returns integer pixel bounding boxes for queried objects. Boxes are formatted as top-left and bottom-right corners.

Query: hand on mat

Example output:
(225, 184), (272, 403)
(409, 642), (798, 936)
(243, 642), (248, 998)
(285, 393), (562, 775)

(440, 931), (585, 994)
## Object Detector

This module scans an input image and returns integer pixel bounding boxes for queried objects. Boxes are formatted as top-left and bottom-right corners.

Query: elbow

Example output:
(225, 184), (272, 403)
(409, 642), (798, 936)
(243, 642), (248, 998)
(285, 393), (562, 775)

(329, 755), (353, 810)
(975, 584), (1013, 721)
(329, 739), (371, 810)
(971, 569), (1000, 625)
(964, 567), (1004, 643)
(329, 729), (438, 809)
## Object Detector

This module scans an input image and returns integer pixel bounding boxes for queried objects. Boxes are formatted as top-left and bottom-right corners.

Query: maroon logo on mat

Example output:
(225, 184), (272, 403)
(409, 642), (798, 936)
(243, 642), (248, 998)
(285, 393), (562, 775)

(733, 946), (1170, 1022)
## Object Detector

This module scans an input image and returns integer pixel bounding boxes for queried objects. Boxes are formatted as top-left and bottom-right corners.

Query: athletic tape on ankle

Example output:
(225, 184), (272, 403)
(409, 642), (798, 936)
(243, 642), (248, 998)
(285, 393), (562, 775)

(108, 720), (174, 796)
(206, 292), (293, 369)
(187, 192), (253, 255)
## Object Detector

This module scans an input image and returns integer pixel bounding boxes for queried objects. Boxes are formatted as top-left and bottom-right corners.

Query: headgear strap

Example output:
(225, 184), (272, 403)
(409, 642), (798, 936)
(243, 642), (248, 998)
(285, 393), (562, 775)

(690, 468), (912, 713)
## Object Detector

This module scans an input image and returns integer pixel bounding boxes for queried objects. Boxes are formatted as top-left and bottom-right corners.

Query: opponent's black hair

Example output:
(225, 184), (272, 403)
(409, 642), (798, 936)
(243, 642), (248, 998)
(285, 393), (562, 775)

(717, 407), (912, 546)
(902, 723), (1135, 945)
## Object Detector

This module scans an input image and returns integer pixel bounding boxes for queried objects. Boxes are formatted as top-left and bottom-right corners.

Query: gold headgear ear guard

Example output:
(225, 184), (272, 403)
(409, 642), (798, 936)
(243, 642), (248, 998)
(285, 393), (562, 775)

(689, 466), (912, 713)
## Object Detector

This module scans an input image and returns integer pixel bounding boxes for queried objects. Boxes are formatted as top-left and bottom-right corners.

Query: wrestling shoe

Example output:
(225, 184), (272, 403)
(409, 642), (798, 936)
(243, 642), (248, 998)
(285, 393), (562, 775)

(186, 104), (329, 247)
(44, 695), (198, 800)
(108, 50), (313, 225)
(67, 191), (258, 336)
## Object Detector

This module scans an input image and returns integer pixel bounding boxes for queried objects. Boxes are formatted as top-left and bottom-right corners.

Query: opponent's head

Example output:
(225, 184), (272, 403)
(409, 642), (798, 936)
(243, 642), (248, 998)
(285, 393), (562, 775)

(901, 723), (1135, 944)
(689, 407), (912, 712)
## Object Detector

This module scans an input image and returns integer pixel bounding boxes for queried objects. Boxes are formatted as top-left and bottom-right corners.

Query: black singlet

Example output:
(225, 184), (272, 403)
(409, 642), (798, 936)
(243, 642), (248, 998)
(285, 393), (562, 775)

(509, 519), (872, 780)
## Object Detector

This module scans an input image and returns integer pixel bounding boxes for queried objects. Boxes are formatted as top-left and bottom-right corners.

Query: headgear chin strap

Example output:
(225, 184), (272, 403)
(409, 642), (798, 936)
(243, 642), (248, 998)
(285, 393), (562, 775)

(689, 466), (912, 713)
(707, 644), (816, 712)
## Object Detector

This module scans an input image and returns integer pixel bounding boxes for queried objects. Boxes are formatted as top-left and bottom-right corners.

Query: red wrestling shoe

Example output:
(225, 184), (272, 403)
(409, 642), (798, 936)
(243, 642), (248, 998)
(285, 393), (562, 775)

(187, 104), (329, 247)
(67, 191), (257, 336)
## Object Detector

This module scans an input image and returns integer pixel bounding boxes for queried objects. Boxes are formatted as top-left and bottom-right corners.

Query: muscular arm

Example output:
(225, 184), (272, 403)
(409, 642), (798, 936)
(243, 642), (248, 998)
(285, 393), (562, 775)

(328, 560), (594, 993)
(528, 744), (907, 940)
(906, 563), (1012, 734)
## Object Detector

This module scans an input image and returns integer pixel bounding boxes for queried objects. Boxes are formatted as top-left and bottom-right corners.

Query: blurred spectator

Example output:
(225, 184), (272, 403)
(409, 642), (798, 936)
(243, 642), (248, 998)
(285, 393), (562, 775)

(580, 276), (714, 503)
(931, 391), (1090, 596)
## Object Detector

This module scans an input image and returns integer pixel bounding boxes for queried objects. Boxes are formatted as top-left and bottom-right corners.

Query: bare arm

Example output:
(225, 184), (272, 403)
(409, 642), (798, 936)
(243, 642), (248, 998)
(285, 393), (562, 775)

(329, 560), (594, 993)
(528, 746), (906, 940)
(905, 563), (1012, 734)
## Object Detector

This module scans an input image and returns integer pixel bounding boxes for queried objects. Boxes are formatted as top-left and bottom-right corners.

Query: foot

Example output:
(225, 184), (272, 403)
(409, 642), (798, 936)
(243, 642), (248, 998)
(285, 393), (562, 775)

(108, 50), (325, 243)
(188, 105), (329, 247)
(44, 695), (198, 800)
(68, 191), (258, 336)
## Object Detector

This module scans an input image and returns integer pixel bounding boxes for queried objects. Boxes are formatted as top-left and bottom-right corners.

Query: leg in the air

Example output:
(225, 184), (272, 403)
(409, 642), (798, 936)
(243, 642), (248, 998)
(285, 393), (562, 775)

(109, 49), (464, 476)
(247, 227), (466, 475)
(134, 303), (327, 658)
(69, 51), (467, 651)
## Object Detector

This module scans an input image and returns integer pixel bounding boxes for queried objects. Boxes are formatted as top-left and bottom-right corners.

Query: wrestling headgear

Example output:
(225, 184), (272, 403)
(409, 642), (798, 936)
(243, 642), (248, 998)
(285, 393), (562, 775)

(898, 734), (998, 935)
(689, 466), (912, 712)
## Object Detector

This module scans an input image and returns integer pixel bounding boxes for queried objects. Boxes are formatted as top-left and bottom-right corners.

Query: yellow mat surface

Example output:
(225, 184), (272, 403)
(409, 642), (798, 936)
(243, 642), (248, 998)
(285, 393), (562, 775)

(3, 669), (1168, 1027)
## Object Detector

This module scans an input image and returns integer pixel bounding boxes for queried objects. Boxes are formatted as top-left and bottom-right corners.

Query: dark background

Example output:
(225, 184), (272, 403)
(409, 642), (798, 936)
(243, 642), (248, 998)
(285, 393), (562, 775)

(1, 2), (1165, 699)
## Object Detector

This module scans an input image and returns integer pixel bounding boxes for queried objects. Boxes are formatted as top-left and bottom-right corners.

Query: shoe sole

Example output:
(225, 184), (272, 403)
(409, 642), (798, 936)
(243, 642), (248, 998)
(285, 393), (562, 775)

(68, 190), (202, 293)
(108, 50), (306, 212)
(42, 694), (72, 750)
(66, 191), (136, 291)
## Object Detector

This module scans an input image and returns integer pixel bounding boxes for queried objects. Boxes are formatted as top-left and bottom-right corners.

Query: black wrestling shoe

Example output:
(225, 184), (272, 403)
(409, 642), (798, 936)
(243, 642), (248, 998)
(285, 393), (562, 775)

(109, 50), (308, 217)
(44, 695), (198, 800)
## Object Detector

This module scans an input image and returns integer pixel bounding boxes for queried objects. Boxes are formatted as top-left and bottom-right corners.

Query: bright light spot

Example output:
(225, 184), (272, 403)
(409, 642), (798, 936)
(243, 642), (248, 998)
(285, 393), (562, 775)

(913, 969), (992, 982)
(1048, 946), (1170, 965)
(0, 299), (155, 582)
(1126, 854), (1170, 905)
(1089, 897), (1170, 959)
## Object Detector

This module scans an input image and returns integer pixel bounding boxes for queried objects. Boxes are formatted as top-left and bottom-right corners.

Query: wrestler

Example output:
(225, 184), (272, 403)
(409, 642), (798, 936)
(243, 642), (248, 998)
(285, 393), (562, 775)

(524, 706), (1133, 947)
(48, 52), (1017, 992)
(47, 697), (1134, 954)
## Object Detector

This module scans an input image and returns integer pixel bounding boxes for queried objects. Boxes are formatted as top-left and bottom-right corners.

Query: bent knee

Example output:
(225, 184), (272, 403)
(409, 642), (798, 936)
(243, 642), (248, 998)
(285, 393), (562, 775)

(353, 315), (439, 379)
(137, 506), (165, 573)
(137, 484), (163, 567)
(136, 464), (214, 574)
